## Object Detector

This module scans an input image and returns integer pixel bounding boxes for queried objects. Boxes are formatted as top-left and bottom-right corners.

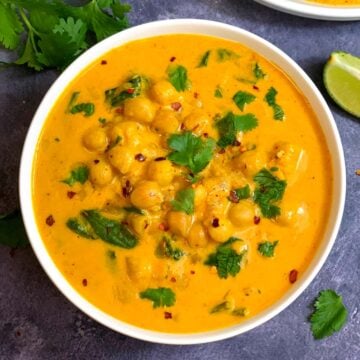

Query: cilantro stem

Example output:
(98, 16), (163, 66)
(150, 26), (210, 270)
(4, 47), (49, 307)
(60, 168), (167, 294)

(18, 8), (40, 54)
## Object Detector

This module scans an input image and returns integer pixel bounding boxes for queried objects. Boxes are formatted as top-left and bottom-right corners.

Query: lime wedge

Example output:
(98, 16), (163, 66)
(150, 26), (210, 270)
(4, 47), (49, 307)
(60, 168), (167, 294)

(323, 51), (360, 118)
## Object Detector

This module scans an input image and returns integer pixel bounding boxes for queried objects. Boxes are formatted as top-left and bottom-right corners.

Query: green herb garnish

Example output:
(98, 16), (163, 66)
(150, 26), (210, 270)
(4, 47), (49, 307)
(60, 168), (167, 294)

(0, 210), (29, 248)
(168, 64), (190, 92)
(139, 287), (176, 308)
(70, 102), (94, 117)
(214, 86), (223, 98)
(210, 301), (231, 314)
(66, 217), (95, 239)
(233, 184), (251, 201)
(157, 236), (184, 261)
(167, 132), (216, 175)
(258, 240), (279, 257)
(197, 50), (211, 68)
(233, 91), (256, 111)
(253, 168), (286, 218)
(217, 48), (239, 62)
(310, 290), (348, 340)
(123, 206), (144, 215)
(264, 87), (285, 120)
(62, 165), (89, 186)
(216, 112), (258, 148)
(253, 62), (266, 80)
(0, 1), (131, 71)
(171, 188), (195, 215)
(204, 237), (245, 279)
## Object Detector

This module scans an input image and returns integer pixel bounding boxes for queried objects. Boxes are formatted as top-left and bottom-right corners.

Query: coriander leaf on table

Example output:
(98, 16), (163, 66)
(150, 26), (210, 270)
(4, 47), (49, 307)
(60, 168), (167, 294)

(167, 132), (216, 175)
(0, 2), (24, 50)
(139, 287), (176, 308)
(216, 112), (258, 148)
(258, 240), (278, 257)
(171, 188), (195, 215)
(0, 210), (29, 248)
(253, 168), (286, 218)
(310, 290), (348, 340)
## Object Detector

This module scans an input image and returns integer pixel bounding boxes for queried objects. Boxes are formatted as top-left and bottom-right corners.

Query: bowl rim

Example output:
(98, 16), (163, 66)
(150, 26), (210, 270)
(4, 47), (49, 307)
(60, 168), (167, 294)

(254, 0), (360, 20)
(19, 18), (346, 345)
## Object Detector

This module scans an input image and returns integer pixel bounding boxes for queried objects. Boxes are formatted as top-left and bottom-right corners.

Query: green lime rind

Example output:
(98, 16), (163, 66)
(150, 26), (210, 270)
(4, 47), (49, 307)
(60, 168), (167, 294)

(323, 51), (360, 118)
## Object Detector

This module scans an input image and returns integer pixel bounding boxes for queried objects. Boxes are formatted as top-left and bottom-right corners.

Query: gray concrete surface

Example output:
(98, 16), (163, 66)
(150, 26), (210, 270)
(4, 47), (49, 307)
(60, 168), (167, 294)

(0, 0), (359, 359)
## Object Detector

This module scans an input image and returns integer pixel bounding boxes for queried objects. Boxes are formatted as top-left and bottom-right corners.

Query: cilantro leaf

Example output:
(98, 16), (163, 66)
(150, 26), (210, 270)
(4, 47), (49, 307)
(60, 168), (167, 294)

(123, 206), (144, 215)
(0, 2), (24, 50)
(168, 65), (190, 92)
(0, 210), (29, 248)
(204, 237), (245, 279)
(233, 91), (256, 111)
(216, 112), (258, 148)
(167, 132), (216, 175)
(217, 48), (239, 62)
(210, 301), (231, 314)
(258, 240), (278, 257)
(310, 290), (348, 340)
(264, 87), (285, 121)
(139, 287), (176, 308)
(14, 35), (44, 71)
(70, 102), (95, 117)
(62, 165), (89, 186)
(253, 62), (266, 80)
(157, 236), (184, 261)
(229, 184), (251, 203)
(171, 188), (195, 215)
(197, 50), (211, 68)
(214, 86), (223, 98)
(253, 168), (287, 218)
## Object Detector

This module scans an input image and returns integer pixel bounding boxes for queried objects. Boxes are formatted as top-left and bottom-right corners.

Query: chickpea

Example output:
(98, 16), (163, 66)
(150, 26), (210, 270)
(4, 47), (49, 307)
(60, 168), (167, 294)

(147, 160), (175, 186)
(150, 80), (179, 104)
(228, 201), (256, 228)
(109, 121), (144, 147)
(123, 97), (156, 123)
(130, 181), (163, 209)
(183, 110), (210, 135)
(233, 150), (266, 179)
(89, 160), (113, 186)
(108, 124), (125, 143)
(128, 213), (150, 235)
(207, 218), (233, 243)
(126, 256), (152, 282)
(167, 211), (193, 238)
(83, 127), (108, 152)
(152, 109), (179, 134)
(108, 146), (134, 174)
(187, 223), (208, 248)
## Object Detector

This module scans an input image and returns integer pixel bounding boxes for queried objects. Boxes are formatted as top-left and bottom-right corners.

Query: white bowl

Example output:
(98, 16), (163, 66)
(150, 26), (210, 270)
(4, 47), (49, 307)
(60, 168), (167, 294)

(254, 0), (360, 21)
(19, 19), (346, 345)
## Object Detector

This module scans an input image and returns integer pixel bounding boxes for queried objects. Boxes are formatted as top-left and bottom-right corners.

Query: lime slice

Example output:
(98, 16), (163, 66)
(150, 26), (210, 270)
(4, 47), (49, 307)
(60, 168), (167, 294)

(323, 51), (360, 118)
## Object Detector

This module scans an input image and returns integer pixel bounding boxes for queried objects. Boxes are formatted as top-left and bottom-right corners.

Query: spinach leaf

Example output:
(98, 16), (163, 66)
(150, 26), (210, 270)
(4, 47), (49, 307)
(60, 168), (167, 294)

(66, 217), (95, 239)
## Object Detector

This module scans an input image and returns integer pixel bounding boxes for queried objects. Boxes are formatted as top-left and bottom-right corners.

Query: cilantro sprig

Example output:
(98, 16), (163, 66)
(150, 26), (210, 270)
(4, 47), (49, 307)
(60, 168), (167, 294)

(310, 290), (348, 340)
(216, 112), (258, 148)
(167, 64), (190, 92)
(264, 87), (285, 121)
(253, 168), (286, 218)
(258, 240), (278, 257)
(139, 287), (176, 308)
(167, 132), (216, 175)
(171, 188), (195, 215)
(233, 91), (256, 111)
(62, 165), (89, 186)
(0, 1), (131, 71)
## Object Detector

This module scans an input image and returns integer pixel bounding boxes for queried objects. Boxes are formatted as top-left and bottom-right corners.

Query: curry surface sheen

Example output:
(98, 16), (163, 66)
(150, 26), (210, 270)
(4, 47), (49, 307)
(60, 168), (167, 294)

(33, 35), (332, 333)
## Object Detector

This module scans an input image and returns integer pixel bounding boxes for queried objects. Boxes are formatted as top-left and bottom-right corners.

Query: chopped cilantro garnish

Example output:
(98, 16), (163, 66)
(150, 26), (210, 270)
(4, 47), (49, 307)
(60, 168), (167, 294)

(210, 301), (231, 314)
(204, 237), (245, 279)
(157, 236), (184, 261)
(217, 48), (239, 62)
(310, 290), (348, 340)
(98, 117), (107, 124)
(167, 132), (216, 175)
(70, 102), (95, 117)
(253, 168), (286, 218)
(233, 91), (256, 111)
(168, 64), (190, 92)
(66, 217), (96, 239)
(214, 86), (223, 98)
(62, 165), (89, 186)
(253, 62), (266, 80)
(258, 240), (279, 257)
(171, 188), (195, 215)
(123, 206), (144, 215)
(234, 184), (251, 200)
(216, 112), (258, 148)
(106, 135), (122, 151)
(139, 287), (176, 308)
(264, 87), (285, 120)
(197, 50), (211, 68)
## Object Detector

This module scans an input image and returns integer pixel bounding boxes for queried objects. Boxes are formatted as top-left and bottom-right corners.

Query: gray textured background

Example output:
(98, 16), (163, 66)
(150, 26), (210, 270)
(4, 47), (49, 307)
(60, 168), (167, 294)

(0, 0), (359, 359)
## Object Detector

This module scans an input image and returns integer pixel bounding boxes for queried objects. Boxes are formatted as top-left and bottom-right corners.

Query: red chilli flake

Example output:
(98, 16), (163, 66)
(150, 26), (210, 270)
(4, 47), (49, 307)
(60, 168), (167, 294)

(194, 92), (199, 99)
(46, 215), (55, 226)
(252, 85), (259, 90)
(254, 216), (261, 225)
(93, 159), (100, 164)
(135, 153), (146, 162)
(170, 56), (176, 62)
(228, 190), (240, 204)
(67, 191), (76, 199)
(164, 312), (172, 319)
(122, 180), (133, 198)
(289, 269), (298, 284)
(82, 279), (88, 287)
(126, 88), (135, 94)
(115, 107), (124, 114)
(190, 270), (195, 275)
(233, 140), (241, 147)
(170, 277), (176, 283)
(101, 60), (107, 65)
(155, 157), (166, 162)
(171, 102), (182, 111)
(203, 133), (209, 138)
(212, 218), (220, 228)
(158, 223), (169, 231)
(218, 148), (226, 154)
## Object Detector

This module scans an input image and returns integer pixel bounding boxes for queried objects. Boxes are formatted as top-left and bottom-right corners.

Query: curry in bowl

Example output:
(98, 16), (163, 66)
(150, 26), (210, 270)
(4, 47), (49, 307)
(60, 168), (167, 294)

(33, 34), (332, 333)
(308, 0), (360, 5)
